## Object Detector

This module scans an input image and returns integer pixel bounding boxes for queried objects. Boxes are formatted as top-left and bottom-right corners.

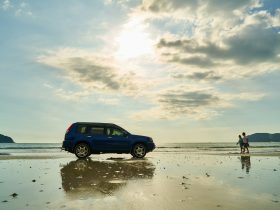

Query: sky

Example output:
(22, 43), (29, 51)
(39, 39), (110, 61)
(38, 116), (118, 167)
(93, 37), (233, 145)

(0, 0), (280, 143)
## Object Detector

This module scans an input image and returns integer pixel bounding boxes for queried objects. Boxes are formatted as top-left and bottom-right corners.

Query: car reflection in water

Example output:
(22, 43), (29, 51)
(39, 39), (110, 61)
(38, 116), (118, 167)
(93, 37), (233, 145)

(60, 158), (155, 197)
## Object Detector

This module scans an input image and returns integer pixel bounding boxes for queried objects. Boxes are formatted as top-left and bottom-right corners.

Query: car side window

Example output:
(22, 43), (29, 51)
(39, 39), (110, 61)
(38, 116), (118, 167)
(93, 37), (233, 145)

(106, 127), (125, 137)
(77, 125), (87, 134)
(88, 126), (105, 135)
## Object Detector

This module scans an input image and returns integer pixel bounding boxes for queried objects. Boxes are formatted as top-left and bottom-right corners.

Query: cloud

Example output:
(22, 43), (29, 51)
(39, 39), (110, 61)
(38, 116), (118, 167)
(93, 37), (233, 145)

(140, 0), (258, 17)
(64, 57), (121, 90)
(137, 0), (261, 27)
(158, 24), (280, 64)
(37, 1), (275, 120)
(156, 12), (280, 79)
(1, 0), (12, 10)
(156, 87), (228, 119)
(54, 89), (91, 101)
(172, 71), (222, 81)
(168, 55), (217, 68)
(132, 85), (265, 120)
(134, 2), (276, 120)
(96, 97), (119, 105)
(43, 81), (120, 104)
(159, 88), (220, 108)
(38, 48), (139, 96)
(1, 0), (32, 16)
(133, 0), (280, 80)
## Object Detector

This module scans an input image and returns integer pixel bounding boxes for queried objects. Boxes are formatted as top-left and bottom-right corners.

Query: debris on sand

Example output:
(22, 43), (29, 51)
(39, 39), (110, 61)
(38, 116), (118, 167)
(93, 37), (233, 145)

(2, 200), (8, 203)
(32, 179), (36, 182)
(271, 200), (279, 203)
(206, 173), (210, 177)
(10, 193), (18, 198)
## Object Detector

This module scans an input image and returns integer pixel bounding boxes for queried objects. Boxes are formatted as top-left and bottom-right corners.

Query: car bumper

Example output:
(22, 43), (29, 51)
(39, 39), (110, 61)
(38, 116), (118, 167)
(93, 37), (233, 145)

(147, 142), (156, 152)
(62, 140), (74, 153)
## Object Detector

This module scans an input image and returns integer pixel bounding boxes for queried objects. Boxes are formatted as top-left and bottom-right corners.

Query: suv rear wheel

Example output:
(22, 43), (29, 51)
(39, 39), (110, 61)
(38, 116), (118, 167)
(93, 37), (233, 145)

(74, 143), (91, 158)
(131, 143), (146, 158)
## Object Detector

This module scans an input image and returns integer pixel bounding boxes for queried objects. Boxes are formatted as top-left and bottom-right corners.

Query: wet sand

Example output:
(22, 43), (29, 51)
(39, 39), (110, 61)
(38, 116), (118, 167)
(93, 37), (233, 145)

(0, 151), (279, 210)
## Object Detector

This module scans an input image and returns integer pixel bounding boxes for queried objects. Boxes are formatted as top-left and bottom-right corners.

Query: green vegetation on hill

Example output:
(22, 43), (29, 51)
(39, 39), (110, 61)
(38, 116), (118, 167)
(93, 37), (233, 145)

(0, 134), (15, 143)
(248, 133), (280, 142)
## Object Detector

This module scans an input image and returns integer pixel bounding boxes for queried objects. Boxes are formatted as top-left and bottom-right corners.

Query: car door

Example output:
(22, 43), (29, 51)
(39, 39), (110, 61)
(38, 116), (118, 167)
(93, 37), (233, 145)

(87, 125), (109, 152)
(105, 127), (130, 151)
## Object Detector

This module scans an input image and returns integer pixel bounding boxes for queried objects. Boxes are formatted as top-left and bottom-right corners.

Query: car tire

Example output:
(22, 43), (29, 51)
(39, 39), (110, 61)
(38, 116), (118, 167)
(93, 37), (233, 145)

(131, 143), (146, 158)
(74, 143), (91, 158)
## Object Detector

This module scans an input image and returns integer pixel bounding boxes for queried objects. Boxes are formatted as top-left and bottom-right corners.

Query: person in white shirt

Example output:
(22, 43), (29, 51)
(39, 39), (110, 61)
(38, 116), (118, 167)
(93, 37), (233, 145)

(242, 132), (249, 153)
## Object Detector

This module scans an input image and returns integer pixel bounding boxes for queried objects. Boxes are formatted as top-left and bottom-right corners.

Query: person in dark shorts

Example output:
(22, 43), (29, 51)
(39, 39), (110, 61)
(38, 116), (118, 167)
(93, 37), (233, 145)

(242, 132), (249, 153)
(237, 135), (244, 154)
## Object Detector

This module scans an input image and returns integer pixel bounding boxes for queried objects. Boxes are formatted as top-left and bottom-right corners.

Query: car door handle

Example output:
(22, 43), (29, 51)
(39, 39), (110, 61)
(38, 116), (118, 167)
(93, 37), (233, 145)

(87, 136), (92, 138)
(108, 136), (112, 139)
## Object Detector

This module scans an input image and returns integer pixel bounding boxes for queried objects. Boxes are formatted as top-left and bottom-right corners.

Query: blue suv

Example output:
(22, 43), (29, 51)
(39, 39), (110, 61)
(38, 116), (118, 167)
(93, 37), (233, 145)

(62, 122), (156, 158)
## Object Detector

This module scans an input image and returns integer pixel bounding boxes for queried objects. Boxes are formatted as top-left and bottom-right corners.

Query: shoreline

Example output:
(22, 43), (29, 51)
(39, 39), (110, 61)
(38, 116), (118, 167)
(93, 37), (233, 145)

(0, 150), (279, 160)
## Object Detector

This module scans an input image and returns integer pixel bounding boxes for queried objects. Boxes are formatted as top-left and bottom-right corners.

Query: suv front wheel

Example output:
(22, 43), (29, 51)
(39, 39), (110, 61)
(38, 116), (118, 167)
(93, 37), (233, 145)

(131, 143), (146, 158)
(74, 143), (91, 158)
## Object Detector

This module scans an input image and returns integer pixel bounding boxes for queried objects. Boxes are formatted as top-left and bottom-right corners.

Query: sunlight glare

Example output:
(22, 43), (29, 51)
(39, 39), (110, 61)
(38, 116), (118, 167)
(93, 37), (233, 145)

(115, 18), (154, 60)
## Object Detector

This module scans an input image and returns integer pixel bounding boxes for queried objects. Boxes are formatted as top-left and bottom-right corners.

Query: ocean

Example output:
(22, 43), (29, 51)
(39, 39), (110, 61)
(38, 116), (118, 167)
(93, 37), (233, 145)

(1, 142), (280, 155)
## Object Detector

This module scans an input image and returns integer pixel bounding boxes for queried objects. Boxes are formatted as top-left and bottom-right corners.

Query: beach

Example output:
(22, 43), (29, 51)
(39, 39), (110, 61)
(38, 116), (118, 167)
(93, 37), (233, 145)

(0, 144), (280, 210)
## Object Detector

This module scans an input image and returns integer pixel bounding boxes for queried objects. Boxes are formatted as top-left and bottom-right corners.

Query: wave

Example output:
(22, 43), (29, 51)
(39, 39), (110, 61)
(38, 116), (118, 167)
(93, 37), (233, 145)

(1, 143), (279, 154)
(157, 145), (280, 149)
(0, 143), (61, 150)
(0, 146), (61, 150)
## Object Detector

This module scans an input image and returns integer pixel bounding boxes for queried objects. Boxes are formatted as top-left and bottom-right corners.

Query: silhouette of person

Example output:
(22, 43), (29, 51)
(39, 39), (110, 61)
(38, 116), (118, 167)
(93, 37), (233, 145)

(242, 132), (250, 153)
(236, 135), (244, 154)
(240, 156), (251, 174)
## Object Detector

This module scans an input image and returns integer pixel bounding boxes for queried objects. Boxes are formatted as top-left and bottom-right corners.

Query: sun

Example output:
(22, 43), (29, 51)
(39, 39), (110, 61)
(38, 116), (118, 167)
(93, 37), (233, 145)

(115, 18), (154, 60)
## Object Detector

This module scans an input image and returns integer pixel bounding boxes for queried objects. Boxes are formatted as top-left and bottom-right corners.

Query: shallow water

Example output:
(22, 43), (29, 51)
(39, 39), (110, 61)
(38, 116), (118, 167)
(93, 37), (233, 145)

(0, 151), (279, 210)
(1, 142), (280, 155)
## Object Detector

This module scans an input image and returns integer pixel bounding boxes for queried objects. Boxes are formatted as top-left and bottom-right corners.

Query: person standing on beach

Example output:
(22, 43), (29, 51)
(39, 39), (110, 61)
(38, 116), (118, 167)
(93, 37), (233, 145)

(237, 135), (244, 154)
(242, 132), (249, 153)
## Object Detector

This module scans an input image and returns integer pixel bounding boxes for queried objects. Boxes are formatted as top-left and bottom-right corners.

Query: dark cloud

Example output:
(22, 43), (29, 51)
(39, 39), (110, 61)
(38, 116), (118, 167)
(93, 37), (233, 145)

(224, 25), (280, 64)
(172, 71), (222, 81)
(141, 0), (198, 13)
(158, 89), (220, 114)
(67, 57), (121, 90)
(169, 55), (216, 67)
(157, 24), (280, 66)
(38, 50), (138, 93)
(141, 0), (253, 14)
(158, 38), (193, 48)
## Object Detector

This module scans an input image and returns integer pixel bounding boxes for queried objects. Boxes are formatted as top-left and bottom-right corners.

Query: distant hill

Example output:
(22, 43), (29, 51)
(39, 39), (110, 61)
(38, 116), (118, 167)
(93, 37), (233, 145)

(0, 134), (15, 143)
(248, 133), (280, 142)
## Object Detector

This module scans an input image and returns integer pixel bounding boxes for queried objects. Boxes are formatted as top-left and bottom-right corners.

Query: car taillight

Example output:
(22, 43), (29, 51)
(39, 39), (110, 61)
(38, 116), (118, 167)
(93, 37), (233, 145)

(66, 124), (74, 134)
